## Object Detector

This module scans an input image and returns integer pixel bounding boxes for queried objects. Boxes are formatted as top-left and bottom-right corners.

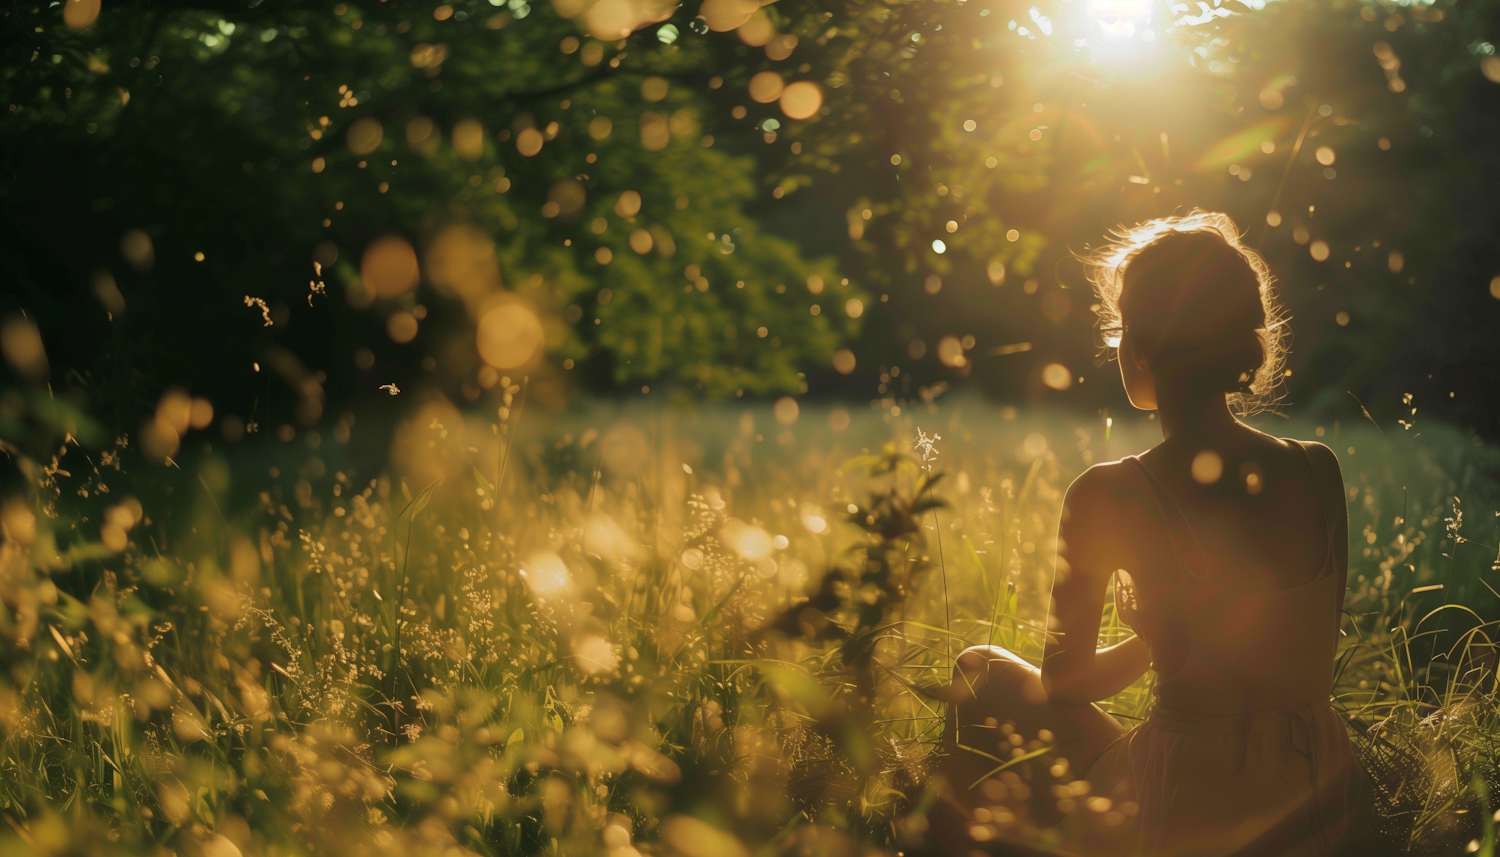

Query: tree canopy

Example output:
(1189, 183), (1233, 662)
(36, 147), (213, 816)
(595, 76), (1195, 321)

(3, 0), (1500, 459)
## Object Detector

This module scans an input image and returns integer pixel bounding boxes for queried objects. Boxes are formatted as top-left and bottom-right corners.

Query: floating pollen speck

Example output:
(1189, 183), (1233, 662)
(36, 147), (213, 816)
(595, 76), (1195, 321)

(380, 383), (400, 395)
(243, 296), (272, 327)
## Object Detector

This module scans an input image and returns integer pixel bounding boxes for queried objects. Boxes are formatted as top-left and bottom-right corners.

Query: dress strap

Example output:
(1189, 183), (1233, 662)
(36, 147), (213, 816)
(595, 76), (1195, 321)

(1125, 456), (1209, 583)
(1290, 440), (1337, 563)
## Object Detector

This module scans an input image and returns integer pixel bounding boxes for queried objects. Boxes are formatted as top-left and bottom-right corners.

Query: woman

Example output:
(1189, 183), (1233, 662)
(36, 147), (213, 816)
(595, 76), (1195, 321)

(935, 212), (1368, 856)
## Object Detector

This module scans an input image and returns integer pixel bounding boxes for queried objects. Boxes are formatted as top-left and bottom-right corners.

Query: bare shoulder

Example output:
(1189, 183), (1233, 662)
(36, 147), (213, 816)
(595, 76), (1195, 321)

(1060, 460), (1149, 566)
(1064, 459), (1143, 513)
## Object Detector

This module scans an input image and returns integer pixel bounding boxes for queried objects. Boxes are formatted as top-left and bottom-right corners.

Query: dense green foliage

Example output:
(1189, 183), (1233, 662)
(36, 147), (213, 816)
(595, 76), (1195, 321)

(7, 0), (1500, 451)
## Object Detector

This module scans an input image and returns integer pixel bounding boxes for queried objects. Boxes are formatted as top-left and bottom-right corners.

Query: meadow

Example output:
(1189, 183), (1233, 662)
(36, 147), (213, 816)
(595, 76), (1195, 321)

(1, 397), (1497, 857)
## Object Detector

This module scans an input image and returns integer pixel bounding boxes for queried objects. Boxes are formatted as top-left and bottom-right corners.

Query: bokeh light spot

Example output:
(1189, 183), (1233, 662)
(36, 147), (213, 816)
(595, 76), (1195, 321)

(938, 336), (966, 367)
(987, 260), (1007, 285)
(521, 551), (573, 599)
(615, 190), (643, 217)
(361, 236), (420, 299)
(629, 228), (654, 254)
(749, 71), (785, 103)
(723, 519), (774, 560)
(779, 81), (823, 119)
(453, 119), (485, 160)
(386, 311), (419, 344)
(700, 0), (758, 31)
(573, 635), (620, 676)
(120, 228), (154, 272)
(1, 314), (49, 382)
(641, 76), (669, 102)
(426, 224), (502, 306)
(346, 116), (383, 154)
(639, 112), (670, 150)
(516, 127), (544, 157)
(1192, 450), (1224, 484)
(774, 397), (799, 425)
(832, 348), (856, 374)
(63, 0), (100, 29)
(1042, 363), (1072, 390)
(477, 303), (544, 369)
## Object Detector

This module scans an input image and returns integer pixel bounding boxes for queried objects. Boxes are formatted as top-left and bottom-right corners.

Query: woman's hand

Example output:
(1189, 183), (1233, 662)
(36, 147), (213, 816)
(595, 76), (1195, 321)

(1113, 569), (1140, 628)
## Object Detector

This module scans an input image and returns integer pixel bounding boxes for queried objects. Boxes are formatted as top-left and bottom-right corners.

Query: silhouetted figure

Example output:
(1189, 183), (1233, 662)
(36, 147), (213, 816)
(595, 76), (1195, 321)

(933, 213), (1369, 856)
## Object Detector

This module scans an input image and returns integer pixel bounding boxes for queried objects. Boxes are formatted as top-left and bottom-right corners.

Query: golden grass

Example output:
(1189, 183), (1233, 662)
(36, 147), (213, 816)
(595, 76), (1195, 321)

(0, 399), (1494, 856)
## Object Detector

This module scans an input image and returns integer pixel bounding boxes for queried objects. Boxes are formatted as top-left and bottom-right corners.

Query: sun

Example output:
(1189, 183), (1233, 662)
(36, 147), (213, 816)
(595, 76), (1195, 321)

(1083, 0), (1156, 61)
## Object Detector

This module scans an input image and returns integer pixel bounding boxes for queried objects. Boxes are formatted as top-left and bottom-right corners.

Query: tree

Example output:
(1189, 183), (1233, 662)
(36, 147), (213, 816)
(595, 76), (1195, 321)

(0, 0), (859, 461)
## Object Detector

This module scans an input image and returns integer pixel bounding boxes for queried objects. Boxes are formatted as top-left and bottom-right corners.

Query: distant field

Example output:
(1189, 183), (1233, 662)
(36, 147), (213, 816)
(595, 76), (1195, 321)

(1, 397), (1496, 856)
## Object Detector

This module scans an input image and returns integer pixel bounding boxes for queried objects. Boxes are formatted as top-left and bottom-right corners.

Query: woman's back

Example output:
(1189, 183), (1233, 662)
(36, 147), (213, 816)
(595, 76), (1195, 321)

(1130, 432), (1342, 592)
(1106, 433), (1349, 716)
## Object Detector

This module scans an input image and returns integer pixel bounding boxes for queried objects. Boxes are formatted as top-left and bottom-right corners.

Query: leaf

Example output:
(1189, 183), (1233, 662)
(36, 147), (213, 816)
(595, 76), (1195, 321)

(967, 743), (1056, 790)
(471, 464), (495, 495)
(838, 454), (883, 474)
(397, 478), (442, 523)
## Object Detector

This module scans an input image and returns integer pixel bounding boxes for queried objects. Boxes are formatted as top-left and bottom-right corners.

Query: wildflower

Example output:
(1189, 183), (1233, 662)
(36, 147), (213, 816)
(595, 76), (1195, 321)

(915, 428), (942, 469)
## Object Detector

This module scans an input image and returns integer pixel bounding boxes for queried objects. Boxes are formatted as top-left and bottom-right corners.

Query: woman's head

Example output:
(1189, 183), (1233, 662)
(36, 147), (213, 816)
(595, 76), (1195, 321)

(1087, 211), (1287, 415)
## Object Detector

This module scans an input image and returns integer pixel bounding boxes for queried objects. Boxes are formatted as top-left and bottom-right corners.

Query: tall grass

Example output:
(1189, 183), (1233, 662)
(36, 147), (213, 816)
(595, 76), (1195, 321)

(0, 398), (1495, 856)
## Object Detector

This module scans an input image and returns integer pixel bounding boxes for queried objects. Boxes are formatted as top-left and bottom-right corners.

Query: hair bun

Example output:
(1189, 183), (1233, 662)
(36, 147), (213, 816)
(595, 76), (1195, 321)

(1084, 211), (1288, 415)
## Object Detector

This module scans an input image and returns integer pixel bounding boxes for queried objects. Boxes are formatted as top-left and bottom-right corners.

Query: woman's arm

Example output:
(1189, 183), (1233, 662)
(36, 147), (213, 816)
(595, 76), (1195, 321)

(1040, 464), (1154, 705)
(1047, 635), (1152, 704)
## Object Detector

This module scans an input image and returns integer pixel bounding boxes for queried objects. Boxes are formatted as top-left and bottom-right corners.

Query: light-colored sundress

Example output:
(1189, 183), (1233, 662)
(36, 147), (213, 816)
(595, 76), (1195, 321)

(1075, 442), (1368, 856)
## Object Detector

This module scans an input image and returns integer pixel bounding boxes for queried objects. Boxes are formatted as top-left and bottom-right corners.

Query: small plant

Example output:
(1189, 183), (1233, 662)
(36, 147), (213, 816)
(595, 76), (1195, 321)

(759, 444), (947, 831)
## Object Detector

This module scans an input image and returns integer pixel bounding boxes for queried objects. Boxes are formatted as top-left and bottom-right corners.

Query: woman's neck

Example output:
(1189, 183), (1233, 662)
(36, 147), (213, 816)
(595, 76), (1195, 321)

(1153, 385), (1240, 444)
